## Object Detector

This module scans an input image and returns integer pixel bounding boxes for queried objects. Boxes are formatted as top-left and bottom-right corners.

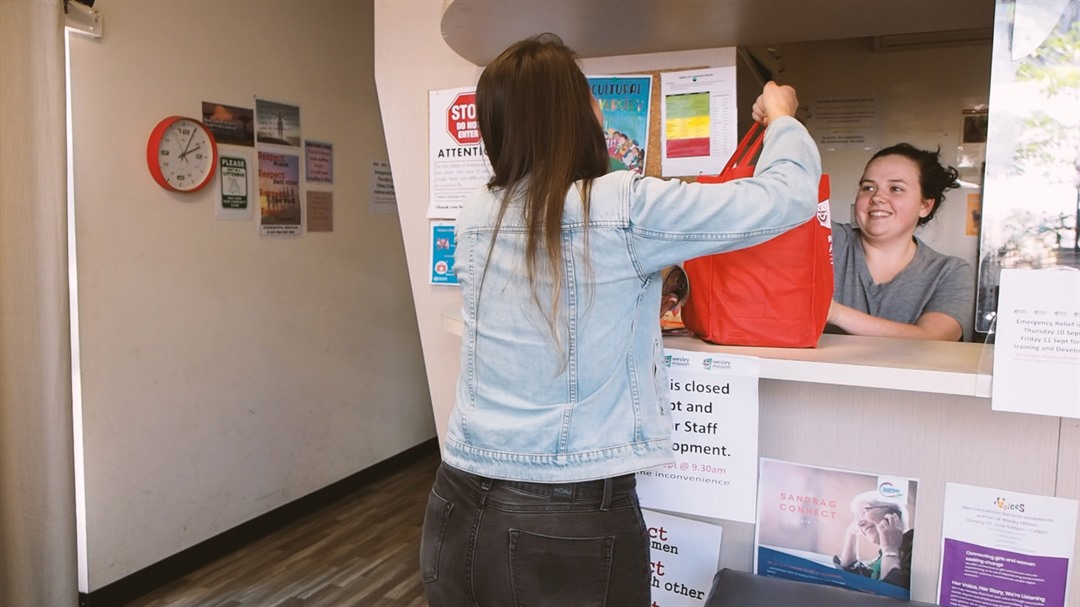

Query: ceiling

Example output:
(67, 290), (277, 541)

(441, 0), (997, 65)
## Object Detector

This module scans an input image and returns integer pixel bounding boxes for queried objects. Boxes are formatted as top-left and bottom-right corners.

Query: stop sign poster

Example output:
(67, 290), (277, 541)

(428, 86), (491, 219)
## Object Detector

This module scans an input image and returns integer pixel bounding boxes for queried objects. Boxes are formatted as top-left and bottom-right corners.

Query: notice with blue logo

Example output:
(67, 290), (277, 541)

(429, 223), (457, 285)
(938, 483), (1077, 607)
(636, 349), (760, 523)
(754, 458), (920, 601)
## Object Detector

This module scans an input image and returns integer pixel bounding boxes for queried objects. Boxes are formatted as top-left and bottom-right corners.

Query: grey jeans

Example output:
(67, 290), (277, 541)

(420, 462), (652, 607)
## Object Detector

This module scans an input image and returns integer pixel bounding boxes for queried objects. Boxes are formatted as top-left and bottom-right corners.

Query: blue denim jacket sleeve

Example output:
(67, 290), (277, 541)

(625, 116), (822, 275)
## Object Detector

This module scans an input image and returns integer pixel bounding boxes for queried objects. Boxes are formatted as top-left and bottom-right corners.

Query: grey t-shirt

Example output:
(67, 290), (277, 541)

(829, 223), (974, 341)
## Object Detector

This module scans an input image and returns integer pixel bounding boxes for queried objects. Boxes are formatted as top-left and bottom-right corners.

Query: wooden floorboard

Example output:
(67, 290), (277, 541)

(123, 449), (439, 607)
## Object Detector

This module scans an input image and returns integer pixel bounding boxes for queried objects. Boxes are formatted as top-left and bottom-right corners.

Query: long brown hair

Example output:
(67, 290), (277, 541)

(476, 33), (610, 320)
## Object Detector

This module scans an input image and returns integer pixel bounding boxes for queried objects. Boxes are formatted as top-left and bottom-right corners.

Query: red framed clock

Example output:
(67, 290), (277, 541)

(146, 116), (219, 193)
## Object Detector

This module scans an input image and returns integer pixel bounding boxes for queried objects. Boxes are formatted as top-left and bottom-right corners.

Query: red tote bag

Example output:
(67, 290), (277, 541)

(680, 122), (834, 348)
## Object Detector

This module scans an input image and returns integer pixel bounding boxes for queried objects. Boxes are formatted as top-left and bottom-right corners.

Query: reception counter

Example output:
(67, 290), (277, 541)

(441, 305), (1078, 605)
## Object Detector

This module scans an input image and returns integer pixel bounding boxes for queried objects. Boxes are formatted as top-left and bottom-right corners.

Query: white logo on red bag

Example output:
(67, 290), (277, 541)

(817, 199), (831, 227)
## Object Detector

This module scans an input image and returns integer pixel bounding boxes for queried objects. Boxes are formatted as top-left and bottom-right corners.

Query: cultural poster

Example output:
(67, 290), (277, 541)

(642, 508), (723, 606)
(659, 66), (737, 177)
(428, 87), (490, 219)
(636, 349), (759, 523)
(258, 150), (301, 237)
(588, 75), (651, 175)
(938, 483), (1077, 607)
(755, 458), (919, 600)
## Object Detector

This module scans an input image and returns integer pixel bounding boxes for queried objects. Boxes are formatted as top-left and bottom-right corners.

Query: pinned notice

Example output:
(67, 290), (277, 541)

(992, 268), (1080, 418)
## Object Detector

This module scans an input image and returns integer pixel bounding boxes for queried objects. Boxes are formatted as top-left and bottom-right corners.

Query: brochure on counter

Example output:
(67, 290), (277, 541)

(755, 458), (919, 601)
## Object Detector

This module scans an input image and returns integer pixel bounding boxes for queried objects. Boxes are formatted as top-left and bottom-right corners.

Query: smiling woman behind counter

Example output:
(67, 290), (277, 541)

(826, 143), (974, 341)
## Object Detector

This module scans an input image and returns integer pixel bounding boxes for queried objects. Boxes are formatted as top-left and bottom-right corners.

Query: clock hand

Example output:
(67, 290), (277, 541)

(179, 144), (202, 161)
(180, 127), (197, 157)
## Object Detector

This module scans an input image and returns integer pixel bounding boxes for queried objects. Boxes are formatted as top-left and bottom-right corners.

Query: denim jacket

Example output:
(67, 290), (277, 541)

(445, 117), (821, 482)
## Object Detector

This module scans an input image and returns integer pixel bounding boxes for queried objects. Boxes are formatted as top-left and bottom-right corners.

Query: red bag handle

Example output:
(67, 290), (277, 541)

(718, 121), (765, 179)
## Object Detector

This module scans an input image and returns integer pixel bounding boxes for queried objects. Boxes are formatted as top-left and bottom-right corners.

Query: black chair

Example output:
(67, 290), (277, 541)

(704, 568), (940, 606)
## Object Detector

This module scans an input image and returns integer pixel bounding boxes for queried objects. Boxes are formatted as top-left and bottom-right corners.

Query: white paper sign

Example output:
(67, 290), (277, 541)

(643, 508), (723, 606)
(427, 87), (491, 219)
(992, 268), (1080, 418)
(636, 349), (759, 522)
(938, 483), (1078, 607)
(659, 67), (738, 178)
(371, 160), (397, 215)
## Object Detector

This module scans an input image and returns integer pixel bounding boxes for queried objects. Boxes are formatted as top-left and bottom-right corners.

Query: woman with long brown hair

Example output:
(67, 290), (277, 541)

(421, 33), (821, 606)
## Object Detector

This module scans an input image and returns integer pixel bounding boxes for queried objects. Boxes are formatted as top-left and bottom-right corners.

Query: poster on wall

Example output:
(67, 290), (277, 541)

(755, 458), (919, 601)
(254, 98), (302, 148)
(306, 191), (333, 232)
(371, 160), (397, 215)
(636, 349), (759, 523)
(991, 268), (1080, 418)
(642, 508), (723, 605)
(201, 101), (255, 147)
(305, 141), (333, 184)
(974, 0), (1079, 335)
(588, 75), (652, 175)
(957, 105), (989, 176)
(428, 87), (491, 219)
(938, 482), (1077, 607)
(430, 223), (457, 285)
(216, 154), (254, 221)
(659, 66), (737, 177)
(806, 95), (883, 152)
(257, 150), (302, 237)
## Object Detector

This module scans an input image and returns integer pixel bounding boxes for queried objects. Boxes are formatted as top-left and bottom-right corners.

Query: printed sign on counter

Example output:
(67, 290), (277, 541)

(755, 458), (919, 601)
(636, 349), (759, 523)
(643, 508), (723, 606)
(938, 483), (1077, 607)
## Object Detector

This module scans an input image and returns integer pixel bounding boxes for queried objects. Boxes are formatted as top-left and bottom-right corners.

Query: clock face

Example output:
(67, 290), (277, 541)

(147, 117), (218, 192)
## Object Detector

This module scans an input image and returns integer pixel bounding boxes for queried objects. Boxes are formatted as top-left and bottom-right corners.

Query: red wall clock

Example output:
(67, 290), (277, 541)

(146, 116), (218, 193)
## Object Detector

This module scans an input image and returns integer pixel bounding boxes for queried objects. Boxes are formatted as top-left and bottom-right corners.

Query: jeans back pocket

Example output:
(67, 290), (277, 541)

(420, 489), (453, 583)
(508, 529), (614, 607)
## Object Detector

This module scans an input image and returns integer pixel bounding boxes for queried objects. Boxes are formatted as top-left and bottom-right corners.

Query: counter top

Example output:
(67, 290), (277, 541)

(441, 304), (993, 398)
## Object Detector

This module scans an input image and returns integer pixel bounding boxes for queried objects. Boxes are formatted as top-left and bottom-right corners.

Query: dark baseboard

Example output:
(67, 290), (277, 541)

(78, 437), (439, 607)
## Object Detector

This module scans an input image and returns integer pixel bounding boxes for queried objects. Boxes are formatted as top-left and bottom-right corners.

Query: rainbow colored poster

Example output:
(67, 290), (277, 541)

(665, 92), (711, 159)
(659, 67), (737, 177)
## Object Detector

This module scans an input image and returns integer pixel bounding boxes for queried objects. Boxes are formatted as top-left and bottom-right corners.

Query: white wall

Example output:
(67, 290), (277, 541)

(69, 0), (433, 591)
(374, 0), (482, 443)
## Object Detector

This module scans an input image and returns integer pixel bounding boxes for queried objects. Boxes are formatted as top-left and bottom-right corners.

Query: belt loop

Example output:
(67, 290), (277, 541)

(600, 477), (613, 511)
